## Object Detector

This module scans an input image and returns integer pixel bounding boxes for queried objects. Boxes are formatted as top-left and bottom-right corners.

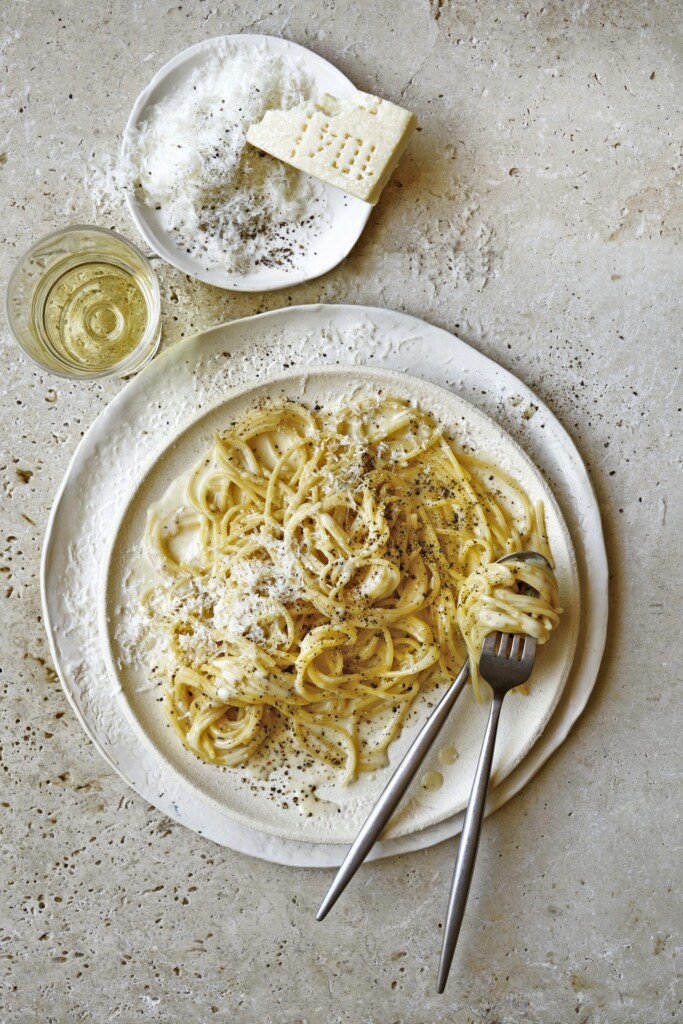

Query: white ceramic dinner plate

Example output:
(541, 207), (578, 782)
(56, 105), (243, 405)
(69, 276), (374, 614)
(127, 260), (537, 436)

(123, 35), (372, 291)
(101, 366), (578, 845)
(41, 304), (608, 866)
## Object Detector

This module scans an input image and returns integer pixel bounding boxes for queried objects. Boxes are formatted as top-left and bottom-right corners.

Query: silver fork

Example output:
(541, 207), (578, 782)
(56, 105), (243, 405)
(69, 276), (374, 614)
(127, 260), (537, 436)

(317, 551), (549, 926)
(436, 628), (538, 993)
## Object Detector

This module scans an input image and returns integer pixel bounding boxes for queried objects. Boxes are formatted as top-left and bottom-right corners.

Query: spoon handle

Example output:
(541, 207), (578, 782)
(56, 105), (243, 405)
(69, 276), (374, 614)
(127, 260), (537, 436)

(437, 692), (504, 993)
(317, 660), (471, 922)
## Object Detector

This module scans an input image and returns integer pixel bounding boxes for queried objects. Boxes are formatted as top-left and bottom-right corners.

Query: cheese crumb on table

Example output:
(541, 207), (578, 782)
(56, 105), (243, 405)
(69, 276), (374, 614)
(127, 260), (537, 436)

(246, 91), (417, 205)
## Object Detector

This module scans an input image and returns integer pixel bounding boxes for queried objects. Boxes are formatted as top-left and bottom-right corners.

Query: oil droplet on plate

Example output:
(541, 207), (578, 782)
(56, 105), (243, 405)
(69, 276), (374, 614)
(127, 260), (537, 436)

(421, 770), (443, 791)
(438, 743), (459, 766)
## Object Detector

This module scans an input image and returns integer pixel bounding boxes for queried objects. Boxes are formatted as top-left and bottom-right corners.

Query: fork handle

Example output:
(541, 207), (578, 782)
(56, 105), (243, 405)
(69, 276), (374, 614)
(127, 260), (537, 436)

(437, 692), (504, 993)
(317, 660), (471, 922)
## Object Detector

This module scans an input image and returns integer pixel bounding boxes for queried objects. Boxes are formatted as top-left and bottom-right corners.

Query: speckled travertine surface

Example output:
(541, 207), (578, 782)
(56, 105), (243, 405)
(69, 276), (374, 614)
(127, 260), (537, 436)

(1, 1), (681, 1022)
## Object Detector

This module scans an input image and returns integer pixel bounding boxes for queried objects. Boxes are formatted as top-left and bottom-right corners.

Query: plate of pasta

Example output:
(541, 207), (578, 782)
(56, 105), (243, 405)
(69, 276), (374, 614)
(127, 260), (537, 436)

(101, 366), (579, 844)
(42, 303), (606, 863)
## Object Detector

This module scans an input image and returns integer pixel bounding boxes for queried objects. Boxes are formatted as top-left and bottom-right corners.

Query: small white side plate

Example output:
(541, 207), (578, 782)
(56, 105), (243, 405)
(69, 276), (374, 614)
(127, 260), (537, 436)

(123, 34), (372, 291)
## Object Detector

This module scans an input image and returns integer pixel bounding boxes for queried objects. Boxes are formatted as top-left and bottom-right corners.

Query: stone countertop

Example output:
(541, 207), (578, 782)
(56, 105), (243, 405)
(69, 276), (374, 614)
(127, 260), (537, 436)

(0, 2), (680, 1022)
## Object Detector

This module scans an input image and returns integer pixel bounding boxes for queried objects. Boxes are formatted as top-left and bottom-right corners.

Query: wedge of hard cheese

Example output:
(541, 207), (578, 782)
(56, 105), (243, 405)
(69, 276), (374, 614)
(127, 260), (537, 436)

(246, 91), (417, 205)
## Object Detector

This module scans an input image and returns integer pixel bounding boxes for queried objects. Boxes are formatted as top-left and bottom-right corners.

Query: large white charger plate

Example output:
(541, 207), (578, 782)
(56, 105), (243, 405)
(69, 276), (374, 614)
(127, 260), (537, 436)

(41, 304), (608, 866)
(102, 366), (578, 845)
(123, 35), (372, 291)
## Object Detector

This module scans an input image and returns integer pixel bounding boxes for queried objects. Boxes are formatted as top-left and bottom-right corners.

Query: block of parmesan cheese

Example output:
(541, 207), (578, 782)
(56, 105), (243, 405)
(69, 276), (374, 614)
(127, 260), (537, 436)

(246, 91), (417, 205)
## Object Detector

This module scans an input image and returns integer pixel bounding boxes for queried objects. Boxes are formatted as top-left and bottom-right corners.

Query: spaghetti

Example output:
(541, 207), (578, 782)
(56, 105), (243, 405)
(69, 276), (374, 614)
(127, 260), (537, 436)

(142, 397), (561, 782)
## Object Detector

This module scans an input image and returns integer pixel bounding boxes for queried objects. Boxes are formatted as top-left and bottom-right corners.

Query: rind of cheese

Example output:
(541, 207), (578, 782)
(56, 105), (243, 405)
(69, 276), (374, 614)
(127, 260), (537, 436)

(246, 91), (417, 205)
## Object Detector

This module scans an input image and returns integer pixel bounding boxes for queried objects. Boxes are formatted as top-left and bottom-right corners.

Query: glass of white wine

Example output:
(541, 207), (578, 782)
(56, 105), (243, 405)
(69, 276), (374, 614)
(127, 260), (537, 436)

(6, 225), (161, 379)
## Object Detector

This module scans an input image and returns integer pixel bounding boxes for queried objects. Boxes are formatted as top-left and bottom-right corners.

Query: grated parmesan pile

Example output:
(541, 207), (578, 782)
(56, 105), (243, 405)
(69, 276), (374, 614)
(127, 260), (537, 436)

(125, 40), (326, 274)
(211, 542), (306, 648)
